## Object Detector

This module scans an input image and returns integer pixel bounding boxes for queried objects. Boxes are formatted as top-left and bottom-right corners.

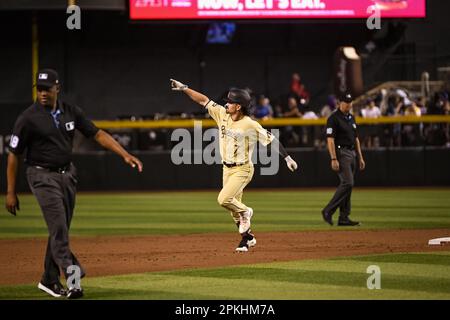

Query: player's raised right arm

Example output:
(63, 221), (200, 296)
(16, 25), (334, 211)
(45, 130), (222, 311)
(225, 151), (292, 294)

(170, 79), (209, 107)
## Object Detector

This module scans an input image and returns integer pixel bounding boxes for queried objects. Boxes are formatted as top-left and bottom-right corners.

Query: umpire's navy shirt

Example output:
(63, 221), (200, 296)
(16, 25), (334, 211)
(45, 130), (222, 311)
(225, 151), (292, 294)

(9, 100), (99, 168)
(326, 109), (358, 147)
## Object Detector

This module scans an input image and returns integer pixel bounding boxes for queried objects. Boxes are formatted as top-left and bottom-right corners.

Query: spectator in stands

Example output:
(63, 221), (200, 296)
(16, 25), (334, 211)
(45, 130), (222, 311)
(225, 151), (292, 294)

(379, 94), (399, 146)
(402, 101), (422, 146)
(328, 94), (337, 110)
(320, 105), (332, 118)
(302, 108), (319, 120)
(384, 94), (398, 116)
(361, 98), (382, 118)
(388, 95), (405, 146)
(360, 98), (382, 148)
(273, 103), (284, 118)
(300, 105), (319, 147)
(428, 92), (447, 115)
(253, 95), (273, 120)
(394, 96), (407, 116)
(289, 73), (310, 102)
(417, 96), (428, 115)
(277, 97), (302, 147)
(404, 101), (422, 116)
(445, 98), (450, 115)
(320, 95), (337, 119)
(415, 97), (428, 144)
(423, 92), (448, 146)
(284, 97), (303, 118)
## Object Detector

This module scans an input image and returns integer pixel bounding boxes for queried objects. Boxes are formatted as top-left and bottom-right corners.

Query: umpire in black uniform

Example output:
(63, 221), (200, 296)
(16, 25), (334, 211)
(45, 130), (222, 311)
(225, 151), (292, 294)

(5, 69), (143, 299)
(321, 93), (365, 226)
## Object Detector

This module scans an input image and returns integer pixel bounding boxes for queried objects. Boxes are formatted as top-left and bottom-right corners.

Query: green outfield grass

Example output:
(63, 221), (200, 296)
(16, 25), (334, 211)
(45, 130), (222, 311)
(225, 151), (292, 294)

(1, 252), (449, 300)
(0, 189), (449, 238)
(1, 189), (449, 300)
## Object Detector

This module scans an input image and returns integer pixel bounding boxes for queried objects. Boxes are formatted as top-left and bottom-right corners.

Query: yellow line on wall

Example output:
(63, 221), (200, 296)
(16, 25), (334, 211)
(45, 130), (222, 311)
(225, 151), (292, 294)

(93, 115), (450, 129)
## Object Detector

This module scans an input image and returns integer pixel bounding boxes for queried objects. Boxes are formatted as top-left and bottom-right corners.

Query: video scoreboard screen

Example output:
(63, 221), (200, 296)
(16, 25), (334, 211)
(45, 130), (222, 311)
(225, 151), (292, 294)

(129, 0), (426, 21)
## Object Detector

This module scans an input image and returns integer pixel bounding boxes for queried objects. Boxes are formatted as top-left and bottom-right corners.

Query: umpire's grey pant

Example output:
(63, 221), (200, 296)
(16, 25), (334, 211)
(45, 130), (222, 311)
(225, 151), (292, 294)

(323, 148), (356, 218)
(26, 164), (84, 284)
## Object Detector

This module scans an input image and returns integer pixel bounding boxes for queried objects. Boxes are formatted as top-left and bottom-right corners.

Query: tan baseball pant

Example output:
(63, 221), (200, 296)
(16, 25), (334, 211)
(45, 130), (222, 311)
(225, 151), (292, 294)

(217, 164), (254, 224)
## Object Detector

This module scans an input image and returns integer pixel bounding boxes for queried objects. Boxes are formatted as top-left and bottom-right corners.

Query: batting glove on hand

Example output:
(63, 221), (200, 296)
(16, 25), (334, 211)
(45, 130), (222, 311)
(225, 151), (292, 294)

(170, 79), (188, 91)
(285, 156), (298, 172)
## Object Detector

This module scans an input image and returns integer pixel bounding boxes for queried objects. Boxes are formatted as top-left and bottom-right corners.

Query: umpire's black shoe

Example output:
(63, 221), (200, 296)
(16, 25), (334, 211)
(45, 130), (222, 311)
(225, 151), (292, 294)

(321, 210), (333, 226)
(67, 287), (84, 299)
(338, 218), (360, 226)
(38, 281), (67, 298)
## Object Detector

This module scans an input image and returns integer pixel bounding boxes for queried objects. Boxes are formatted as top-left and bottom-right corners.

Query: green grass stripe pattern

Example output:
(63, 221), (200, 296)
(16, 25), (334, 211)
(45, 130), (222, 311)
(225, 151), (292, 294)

(0, 189), (449, 238)
(1, 252), (449, 300)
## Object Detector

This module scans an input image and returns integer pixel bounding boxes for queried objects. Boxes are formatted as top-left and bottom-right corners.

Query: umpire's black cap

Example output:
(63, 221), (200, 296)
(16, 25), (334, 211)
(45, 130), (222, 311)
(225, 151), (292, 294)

(224, 88), (252, 108)
(339, 93), (354, 103)
(35, 69), (59, 88)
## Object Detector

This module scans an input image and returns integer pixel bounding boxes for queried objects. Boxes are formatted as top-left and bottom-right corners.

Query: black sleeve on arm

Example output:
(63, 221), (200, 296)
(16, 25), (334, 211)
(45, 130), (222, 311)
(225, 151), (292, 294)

(278, 142), (289, 159)
(74, 105), (100, 138)
(9, 115), (29, 155)
(268, 136), (289, 159)
(326, 115), (337, 138)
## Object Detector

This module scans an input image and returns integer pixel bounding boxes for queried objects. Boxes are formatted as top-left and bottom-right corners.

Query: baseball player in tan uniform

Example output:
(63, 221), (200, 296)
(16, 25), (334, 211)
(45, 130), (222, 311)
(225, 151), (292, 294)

(170, 79), (298, 252)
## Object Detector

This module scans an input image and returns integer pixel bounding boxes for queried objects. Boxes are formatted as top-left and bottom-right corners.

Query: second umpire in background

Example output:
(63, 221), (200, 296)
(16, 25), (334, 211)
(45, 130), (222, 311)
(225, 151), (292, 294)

(321, 93), (365, 226)
(5, 69), (143, 299)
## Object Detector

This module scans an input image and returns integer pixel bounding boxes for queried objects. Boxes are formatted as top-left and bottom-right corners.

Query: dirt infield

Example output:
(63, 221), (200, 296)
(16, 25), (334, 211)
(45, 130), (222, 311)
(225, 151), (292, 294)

(0, 228), (449, 285)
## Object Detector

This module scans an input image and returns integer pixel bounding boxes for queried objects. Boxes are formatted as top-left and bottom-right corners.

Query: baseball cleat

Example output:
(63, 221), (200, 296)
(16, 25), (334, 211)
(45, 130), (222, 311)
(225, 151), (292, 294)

(235, 245), (249, 252)
(247, 237), (257, 248)
(246, 230), (256, 248)
(235, 237), (249, 252)
(67, 287), (84, 299)
(321, 210), (333, 226)
(38, 282), (67, 298)
(235, 232), (256, 252)
(238, 207), (253, 234)
(338, 218), (360, 226)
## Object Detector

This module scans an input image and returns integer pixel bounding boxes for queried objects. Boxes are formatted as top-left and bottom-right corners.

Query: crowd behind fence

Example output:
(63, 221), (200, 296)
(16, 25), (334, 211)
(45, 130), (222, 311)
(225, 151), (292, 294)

(82, 74), (450, 152)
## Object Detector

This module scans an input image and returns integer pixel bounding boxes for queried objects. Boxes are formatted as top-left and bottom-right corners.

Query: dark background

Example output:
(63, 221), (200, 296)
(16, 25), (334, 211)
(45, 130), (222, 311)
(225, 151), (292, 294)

(1, 0), (449, 119)
(0, 0), (449, 191)
(1, 147), (449, 191)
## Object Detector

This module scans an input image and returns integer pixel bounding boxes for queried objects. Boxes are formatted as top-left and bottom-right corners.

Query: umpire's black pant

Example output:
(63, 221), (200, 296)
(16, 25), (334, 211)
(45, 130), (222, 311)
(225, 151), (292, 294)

(323, 148), (356, 219)
(26, 164), (84, 285)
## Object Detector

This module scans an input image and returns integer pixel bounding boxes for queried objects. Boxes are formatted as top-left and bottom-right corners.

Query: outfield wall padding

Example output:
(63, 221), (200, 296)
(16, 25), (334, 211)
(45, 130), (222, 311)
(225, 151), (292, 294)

(1, 148), (449, 192)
